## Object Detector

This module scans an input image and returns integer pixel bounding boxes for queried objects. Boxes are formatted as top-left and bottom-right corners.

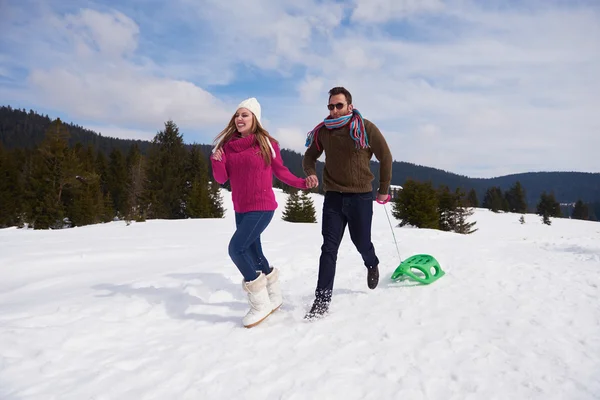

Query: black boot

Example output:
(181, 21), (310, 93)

(304, 290), (331, 320)
(367, 265), (379, 289)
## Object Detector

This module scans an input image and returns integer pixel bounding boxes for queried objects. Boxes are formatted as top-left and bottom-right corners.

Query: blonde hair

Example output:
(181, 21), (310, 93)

(213, 112), (278, 165)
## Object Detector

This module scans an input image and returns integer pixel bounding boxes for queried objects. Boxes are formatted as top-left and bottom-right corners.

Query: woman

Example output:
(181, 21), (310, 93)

(211, 97), (315, 328)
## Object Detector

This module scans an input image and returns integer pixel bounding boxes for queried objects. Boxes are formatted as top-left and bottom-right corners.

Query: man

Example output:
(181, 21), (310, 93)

(302, 86), (393, 319)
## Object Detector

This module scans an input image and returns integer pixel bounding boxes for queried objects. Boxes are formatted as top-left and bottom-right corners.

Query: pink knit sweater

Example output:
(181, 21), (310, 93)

(211, 134), (308, 213)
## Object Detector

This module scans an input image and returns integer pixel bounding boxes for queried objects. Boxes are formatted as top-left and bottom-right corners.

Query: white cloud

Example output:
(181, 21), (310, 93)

(273, 127), (309, 155)
(64, 9), (139, 59)
(28, 8), (232, 132)
(351, 0), (445, 23)
(177, 0), (345, 74)
(298, 76), (325, 104)
(28, 67), (230, 129)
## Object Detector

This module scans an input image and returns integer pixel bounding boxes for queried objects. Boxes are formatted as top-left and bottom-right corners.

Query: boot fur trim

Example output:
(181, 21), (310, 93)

(242, 272), (267, 293)
(265, 267), (279, 283)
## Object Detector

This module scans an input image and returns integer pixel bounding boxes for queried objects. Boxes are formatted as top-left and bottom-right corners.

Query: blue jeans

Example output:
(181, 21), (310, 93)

(228, 211), (274, 282)
(316, 192), (379, 301)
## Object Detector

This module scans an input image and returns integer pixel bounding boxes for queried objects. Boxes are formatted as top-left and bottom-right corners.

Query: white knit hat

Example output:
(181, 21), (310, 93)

(237, 97), (275, 158)
(237, 97), (261, 124)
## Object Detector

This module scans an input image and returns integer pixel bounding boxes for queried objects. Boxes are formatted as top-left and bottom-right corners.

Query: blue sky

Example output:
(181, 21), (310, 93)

(1, 0), (599, 178)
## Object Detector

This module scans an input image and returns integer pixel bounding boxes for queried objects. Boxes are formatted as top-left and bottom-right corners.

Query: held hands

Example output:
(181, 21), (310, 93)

(305, 175), (319, 189)
(212, 148), (223, 161)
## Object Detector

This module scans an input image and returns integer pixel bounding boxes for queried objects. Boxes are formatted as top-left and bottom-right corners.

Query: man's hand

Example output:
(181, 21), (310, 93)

(306, 175), (319, 188)
(376, 193), (390, 204)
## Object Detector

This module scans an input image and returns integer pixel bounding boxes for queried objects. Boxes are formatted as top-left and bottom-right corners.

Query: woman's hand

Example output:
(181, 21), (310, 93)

(212, 148), (224, 161)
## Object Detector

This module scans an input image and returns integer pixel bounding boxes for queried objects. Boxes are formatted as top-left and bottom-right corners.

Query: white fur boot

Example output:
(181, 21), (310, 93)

(266, 268), (283, 311)
(242, 273), (272, 328)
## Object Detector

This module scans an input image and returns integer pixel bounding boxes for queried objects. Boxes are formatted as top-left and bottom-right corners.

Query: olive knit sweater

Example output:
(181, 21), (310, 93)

(302, 118), (392, 195)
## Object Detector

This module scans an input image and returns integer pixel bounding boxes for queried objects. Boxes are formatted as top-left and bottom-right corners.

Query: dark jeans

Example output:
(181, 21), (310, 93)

(228, 210), (274, 282)
(315, 191), (379, 301)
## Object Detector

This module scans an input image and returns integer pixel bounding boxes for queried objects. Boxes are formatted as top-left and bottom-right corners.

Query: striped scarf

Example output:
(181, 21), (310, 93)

(305, 109), (369, 151)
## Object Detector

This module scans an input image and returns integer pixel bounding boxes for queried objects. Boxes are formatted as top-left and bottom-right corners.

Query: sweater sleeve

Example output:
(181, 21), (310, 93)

(367, 121), (393, 195)
(302, 128), (323, 177)
(211, 151), (229, 184)
(271, 141), (308, 189)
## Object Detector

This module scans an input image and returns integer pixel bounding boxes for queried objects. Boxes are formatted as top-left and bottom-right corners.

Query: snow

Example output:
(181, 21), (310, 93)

(1, 189), (599, 399)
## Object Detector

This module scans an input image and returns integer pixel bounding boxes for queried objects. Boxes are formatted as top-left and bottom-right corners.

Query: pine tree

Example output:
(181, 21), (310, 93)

(61, 144), (104, 227)
(299, 191), (317, 223)
(95, 150), (109, 196)
(40, 119), (81, 207)
(68, 172), (103, 226)
(454, 206), (477, 234)
(541, 213), (551, 225)
(56, 147), (83, 226)
(186, 177), (209, 218)
(83, 145), (96, 171)
(536, 191), (561, 225)
(437, 186), (477, 234)
(466, 188), (479, 208)
(143, 120), (188, 219)
(185, 145), (212, 218)
(437, 185), (456, 232)
(392, 179), (439, 229)
(102, 192), (116, 222)
(0, 143), (22, 227)
(505, 181), (527, 213)
(282, 190), (303, 222)
(26, 155), (64, 229)
(25, 118), (79, 229)
(107, 148), (127, 218)
(208, 180), (225, 218)
(452, 187), (477, 234)
(124, 144), (146, 222)
(482, 186), (508, 212)
(571, 200), (589, 220)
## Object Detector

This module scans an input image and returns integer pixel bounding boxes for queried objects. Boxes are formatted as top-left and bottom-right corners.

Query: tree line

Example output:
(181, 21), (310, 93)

(477, 183), (591, 225)
(4, 106), (599, 207)
(380, 179), (590, 232)
(1, 116), (596, 231)
(0, 118), (224, 229)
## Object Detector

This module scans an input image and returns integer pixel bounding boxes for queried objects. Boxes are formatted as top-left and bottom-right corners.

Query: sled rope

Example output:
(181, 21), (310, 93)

(382, 203), (402, 263)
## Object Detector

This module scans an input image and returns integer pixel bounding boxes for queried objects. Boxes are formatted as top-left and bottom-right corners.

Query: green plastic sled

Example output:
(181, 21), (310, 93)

(390, 254), (445, 284)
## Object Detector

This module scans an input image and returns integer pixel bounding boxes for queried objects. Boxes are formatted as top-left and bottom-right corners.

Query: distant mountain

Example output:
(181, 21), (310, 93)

(380, 162), (600, 206)
(0, 106), (153, 156)
(2, 105), (599, 208)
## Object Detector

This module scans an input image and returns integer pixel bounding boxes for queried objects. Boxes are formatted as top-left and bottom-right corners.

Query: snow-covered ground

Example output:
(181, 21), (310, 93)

(1, 189), (599, 399)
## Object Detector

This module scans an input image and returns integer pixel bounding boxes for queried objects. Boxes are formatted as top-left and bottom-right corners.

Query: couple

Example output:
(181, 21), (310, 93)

(211, 87), (393, 328)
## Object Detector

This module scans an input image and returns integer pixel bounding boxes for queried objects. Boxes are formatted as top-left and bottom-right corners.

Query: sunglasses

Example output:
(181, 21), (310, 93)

(327, 103), (346, 110)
